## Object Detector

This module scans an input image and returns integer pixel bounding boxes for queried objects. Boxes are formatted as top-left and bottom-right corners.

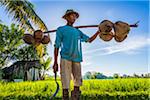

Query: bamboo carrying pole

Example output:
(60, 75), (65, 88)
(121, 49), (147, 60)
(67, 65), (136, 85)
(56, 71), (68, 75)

(43, 22), (139, 34)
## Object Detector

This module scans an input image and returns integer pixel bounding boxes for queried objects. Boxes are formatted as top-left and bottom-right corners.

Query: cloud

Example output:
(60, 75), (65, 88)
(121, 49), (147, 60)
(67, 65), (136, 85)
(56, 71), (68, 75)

(81, 61), (92, 67)
(84, 35), (150, 56)
(148, 38), (150, 45)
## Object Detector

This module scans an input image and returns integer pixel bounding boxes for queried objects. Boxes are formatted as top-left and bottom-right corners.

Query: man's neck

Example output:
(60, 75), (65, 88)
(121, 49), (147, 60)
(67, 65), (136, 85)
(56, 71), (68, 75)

(67, 23), (73, 26)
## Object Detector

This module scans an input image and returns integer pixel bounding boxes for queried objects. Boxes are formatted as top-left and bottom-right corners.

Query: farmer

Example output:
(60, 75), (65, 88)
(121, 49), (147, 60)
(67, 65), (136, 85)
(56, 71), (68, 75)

(53, 9), (100, 100)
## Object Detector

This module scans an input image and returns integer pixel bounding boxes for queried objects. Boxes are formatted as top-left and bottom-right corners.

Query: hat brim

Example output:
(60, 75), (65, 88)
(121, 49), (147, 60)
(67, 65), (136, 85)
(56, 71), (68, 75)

(62, 12), (79, 19)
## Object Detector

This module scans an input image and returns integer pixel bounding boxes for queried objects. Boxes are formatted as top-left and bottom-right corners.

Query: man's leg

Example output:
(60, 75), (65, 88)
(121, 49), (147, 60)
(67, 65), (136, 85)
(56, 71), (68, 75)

(71, 62), (82, 100)
(63, 89), (69, 100)
(60, 59), (72, 100)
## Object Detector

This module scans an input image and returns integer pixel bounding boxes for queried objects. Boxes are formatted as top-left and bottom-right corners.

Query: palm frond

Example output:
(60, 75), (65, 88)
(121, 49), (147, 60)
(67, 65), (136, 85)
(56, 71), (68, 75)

(0, 0), (48, 32)
(24, 0), (48, 31)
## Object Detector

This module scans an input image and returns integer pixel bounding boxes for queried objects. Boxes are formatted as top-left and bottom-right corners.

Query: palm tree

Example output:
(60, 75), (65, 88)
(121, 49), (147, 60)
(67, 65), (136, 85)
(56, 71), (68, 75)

(0, 0), (48, 32)
(0, 1), (51, 77)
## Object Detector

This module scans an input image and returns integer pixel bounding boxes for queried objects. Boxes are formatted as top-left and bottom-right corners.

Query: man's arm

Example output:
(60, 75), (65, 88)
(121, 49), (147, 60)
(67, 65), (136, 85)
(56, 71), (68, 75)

(54, 47), (59, 64)
(53, 28), (62, 73)
(87, 31), (100, 43)
(53, 47), (59, 73)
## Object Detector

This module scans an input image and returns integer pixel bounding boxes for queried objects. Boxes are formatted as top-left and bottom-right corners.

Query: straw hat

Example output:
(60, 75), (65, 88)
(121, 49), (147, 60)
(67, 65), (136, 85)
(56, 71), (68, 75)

(62, 9), (79, 19)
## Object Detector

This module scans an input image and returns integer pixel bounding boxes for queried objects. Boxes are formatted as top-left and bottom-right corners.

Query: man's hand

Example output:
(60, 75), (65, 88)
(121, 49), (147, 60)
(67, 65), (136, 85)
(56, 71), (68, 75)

(53, 47), (59, 73)
(96, 30), (101, 35)
(88, 30), (101, 43)
(53, 62), (58, 73)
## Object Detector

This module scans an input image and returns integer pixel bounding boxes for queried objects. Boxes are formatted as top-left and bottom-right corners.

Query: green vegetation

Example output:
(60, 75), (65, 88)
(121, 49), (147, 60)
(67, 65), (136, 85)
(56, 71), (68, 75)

(0, 78), (149, 100)
(0, 23), (40, 68)
(0, 23), (24, 67)
(0, 22), (51, 80)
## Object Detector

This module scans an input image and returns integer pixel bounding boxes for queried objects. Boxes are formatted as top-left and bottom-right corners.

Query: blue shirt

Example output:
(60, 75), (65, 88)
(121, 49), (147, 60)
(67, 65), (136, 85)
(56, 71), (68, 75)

(54, 25), (89, 62)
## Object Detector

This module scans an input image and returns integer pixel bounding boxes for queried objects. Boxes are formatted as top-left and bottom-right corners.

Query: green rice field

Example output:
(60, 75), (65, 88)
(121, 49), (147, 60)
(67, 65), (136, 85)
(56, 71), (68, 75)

(0, 78), (149, 100)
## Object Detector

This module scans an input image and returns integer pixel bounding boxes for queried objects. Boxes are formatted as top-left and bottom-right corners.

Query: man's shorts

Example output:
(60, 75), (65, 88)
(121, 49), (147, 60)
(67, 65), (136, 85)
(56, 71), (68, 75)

(60, 58), (82, 89)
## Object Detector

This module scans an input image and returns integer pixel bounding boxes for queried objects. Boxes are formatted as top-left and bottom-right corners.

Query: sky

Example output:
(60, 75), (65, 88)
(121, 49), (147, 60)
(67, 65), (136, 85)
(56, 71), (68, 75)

(0, 0), (149, 76)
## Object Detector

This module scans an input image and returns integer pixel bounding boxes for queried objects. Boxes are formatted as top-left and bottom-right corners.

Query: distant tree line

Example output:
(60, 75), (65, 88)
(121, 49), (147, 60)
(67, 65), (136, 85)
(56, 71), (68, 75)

(83, 71), (150, 79)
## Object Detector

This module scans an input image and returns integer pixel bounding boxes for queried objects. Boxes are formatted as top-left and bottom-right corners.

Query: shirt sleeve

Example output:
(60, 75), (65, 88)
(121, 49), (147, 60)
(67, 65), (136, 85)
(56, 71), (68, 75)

(54, 28), (63, 48)
(79, 30), (90, 42)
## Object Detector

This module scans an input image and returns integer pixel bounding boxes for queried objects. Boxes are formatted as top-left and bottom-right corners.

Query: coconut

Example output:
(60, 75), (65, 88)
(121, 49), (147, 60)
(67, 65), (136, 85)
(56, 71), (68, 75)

(41, 35), (50, 44)
(23, 34), (34, 44)
(33, 30), (44, 40)
(114, 21), (130, 42)
(98, 20), (114, 41)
